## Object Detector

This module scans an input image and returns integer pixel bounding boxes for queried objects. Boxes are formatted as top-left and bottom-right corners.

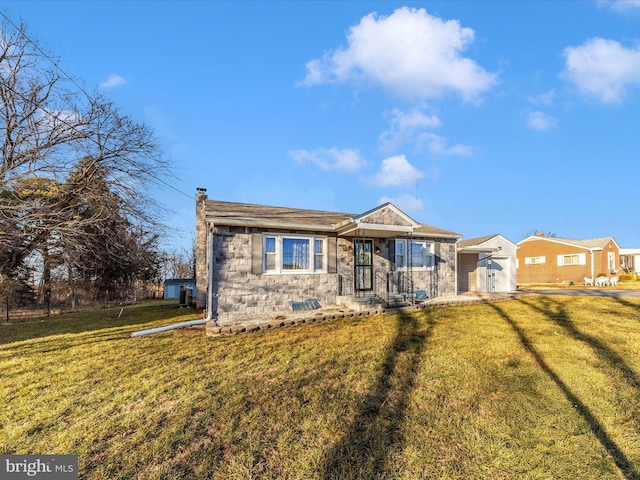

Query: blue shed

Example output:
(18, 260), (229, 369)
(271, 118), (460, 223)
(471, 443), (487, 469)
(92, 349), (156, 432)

(163, 278), (197, 300)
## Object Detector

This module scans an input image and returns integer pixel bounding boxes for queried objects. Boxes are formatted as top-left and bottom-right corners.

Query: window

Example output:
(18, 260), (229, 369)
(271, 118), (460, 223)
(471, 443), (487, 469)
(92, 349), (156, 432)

(525, 256), (545, 265)
(557, 253), (586, 266)
(263, 234), (326, 273)
(395, 239), (433, 269)
(608, 252), (616, 271)
(264, 236), (276, 271)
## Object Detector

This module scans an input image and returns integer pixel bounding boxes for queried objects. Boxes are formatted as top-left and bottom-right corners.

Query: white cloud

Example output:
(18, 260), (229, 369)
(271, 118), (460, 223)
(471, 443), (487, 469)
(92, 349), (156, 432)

(561, 38), (640, 103)
(416, 132), (474, 156)
(100, 74), (127, 89)
(527, 89), (556, 107)
(379, 107), (442, 151)
(300, 7), (497, 101)
(289, 148), (367, 172)
(378, 193), (424, 212)
(527, 111), (557, 131)
(608, 0), (640, 14)
(368, 154), (424, 187)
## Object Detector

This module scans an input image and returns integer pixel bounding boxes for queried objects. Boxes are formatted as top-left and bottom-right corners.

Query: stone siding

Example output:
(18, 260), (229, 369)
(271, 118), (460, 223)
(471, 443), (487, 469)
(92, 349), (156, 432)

(195, 193), (208, 309)
(212, 226), (339, 325)
(360, 206), (412, 226)
(207, 223), (457, 324)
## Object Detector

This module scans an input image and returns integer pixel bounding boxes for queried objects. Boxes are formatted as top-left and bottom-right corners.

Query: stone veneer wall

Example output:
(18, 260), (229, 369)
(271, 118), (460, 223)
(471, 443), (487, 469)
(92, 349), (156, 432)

(212, 226), (342, 325)
(209, 223), (458, 325)
(360, 206), (412, 226)
(336, 236), (457, 297)
(433, 239), (457, 296)
(195, 193), (208, 309)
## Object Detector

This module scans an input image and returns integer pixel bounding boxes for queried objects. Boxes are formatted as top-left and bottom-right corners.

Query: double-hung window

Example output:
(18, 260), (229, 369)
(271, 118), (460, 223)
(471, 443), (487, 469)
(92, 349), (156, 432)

(525, 256), (545, 264)
(263, 234), (326, 273)
(395, 239), (433, 269)
(557, 253), (585, 266)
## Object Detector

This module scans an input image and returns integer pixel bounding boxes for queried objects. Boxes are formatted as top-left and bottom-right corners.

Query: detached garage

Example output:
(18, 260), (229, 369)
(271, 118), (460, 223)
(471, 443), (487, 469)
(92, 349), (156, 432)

(457, 235), (517, 293)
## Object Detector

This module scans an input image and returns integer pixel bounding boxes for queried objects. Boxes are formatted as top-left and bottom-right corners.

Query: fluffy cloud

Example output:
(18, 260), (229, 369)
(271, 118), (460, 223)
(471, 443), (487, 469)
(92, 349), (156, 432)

(379, 107), (442, 151)
(416, 132), (473, 156)
(527, 111), (557, 131)
(608, 0), (640, 14)
(378, 193), (424, 212)
(100, 74), (127, 89)
(561, 38), (640, 103)
(300, 7), (497, 101)
(368, 154), (424, 187)
(289, 148), (367, 171)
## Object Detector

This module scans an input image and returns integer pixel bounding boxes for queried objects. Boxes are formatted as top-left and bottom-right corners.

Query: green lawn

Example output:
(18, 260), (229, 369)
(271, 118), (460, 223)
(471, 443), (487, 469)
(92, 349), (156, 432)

(2, 297), (640, 479)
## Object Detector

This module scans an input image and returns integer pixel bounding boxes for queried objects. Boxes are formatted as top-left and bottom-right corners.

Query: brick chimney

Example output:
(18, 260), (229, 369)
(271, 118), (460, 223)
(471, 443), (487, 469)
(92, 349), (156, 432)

(535, 232), (544, 237)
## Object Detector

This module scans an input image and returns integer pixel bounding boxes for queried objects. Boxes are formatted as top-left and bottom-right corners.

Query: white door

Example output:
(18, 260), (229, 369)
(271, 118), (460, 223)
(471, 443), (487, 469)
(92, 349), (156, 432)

(488, 257), (509, 292)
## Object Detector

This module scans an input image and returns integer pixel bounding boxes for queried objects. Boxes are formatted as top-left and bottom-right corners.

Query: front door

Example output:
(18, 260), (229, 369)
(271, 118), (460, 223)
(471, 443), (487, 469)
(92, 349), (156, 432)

(354, 239), (373, 292)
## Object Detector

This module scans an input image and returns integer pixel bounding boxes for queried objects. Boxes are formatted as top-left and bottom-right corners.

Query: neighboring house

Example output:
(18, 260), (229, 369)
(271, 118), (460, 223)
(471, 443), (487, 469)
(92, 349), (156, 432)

(195, 192), (462, 325)
(163, 278), (196, 300)
(620, 248), (640, 273)
(457, 235), (517, 293)
(516, 233), (620, 284)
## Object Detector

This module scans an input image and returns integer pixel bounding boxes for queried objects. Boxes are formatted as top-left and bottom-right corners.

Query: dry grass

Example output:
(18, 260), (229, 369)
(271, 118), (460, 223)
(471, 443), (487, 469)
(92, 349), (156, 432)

(2, 296), (640, 479)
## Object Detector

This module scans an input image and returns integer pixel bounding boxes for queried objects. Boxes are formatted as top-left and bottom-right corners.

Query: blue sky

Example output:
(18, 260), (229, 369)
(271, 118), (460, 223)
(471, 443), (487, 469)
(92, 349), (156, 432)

(4, 1), (640, 250)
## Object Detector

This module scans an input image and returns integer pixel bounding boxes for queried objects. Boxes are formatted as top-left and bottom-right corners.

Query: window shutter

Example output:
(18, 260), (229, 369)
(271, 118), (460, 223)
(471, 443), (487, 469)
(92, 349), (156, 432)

(579, 253), (586, 265)
(327, 236), (337, 274)
(251, 233), (263, 274)
(389, 239), (396, 271)
(557, 255), (563, 266)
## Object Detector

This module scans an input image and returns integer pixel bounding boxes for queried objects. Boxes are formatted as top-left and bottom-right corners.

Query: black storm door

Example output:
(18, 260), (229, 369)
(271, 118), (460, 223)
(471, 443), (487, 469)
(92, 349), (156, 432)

(354, 239), (373, 292)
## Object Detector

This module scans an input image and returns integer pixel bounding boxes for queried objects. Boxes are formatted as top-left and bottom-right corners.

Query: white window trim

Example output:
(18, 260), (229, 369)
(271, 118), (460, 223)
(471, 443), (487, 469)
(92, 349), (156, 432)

(557, 253), (586, 266)
(263, 234), (327, 274)
(525, 256), (546, 265)
(395, 239), (434, 270)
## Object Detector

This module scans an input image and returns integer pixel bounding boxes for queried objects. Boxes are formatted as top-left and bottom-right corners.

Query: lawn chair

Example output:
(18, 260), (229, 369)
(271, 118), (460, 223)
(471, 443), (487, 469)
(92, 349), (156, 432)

(609, 276), (619, 287)
(584, 276), (594, 286)
(595, 276), (609, 287)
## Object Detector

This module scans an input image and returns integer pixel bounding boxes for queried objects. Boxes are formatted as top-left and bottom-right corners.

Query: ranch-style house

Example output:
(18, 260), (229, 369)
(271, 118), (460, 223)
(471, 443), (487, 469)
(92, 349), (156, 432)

(195, 191), (462, 325)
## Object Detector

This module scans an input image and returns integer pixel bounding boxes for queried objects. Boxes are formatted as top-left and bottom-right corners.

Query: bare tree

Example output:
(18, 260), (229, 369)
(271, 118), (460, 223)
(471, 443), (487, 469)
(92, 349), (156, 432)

(0, 19), (170, 299)
(160, 246), (195, 279)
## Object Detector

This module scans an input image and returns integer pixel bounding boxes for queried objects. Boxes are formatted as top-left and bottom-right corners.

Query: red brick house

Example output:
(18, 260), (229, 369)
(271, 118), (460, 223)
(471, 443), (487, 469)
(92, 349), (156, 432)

(516, 233), (620, 284)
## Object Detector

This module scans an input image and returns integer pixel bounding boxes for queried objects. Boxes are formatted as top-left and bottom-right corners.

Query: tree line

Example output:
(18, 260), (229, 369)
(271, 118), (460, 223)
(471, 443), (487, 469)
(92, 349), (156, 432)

(0, 19), (192, 317)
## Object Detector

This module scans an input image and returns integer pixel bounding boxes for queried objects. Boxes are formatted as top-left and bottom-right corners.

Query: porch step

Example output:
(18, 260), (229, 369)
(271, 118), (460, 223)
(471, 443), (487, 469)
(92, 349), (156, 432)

(336, 294), (411, 312)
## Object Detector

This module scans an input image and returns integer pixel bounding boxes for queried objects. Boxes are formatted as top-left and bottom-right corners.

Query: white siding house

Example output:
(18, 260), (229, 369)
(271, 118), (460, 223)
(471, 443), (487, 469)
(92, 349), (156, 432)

(457, 235), (517, 293)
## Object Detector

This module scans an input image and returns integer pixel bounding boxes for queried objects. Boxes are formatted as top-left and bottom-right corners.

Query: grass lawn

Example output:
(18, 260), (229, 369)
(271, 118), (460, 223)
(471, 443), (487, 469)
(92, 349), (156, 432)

(2, 296), (640, 479)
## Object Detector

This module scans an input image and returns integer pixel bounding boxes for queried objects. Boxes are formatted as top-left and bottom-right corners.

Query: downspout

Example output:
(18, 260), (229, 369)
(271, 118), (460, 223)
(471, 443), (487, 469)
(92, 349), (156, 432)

(206, 224), (215, 322)
(132, 223), (214, 338)
(454, 241), (459, 295)
(590, 249), (594, 280)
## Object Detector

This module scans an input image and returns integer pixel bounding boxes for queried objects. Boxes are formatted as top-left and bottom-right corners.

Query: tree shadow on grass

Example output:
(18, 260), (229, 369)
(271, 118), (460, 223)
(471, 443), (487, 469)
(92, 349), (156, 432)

(611, 295), (640, 316)
(0, 301), (197, 347)
(489, 301), (639, 480)
(517, 296), (640, 389)
(321, 311), (434, 479)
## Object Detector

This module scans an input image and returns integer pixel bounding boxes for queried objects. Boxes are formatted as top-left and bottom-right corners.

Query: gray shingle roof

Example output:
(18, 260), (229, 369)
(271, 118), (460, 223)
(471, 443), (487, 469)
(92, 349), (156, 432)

(205, 199), (355, 229)
(457, 234), (500, 248)
(204, 199), (461, 238)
